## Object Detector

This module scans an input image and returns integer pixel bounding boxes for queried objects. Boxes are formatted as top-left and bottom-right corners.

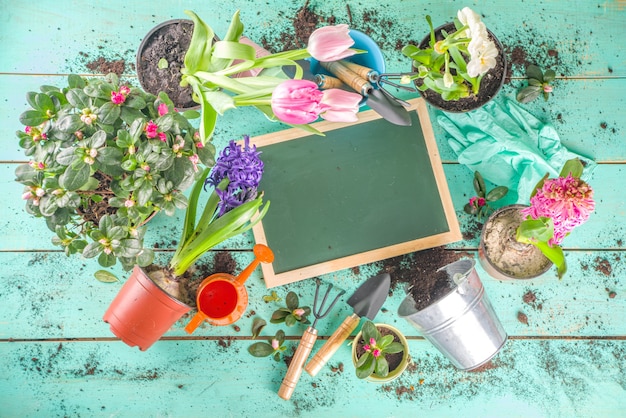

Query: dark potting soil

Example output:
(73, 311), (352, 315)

(379, 246), (468, 312)
(354, 326), (404, 376)
(75, 171), (117, 225)
(137, 20), (196, 109)
(414, 23), (506, 113)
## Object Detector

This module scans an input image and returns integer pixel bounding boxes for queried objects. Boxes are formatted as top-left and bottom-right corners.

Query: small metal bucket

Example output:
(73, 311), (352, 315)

(397, 259), (507, 370)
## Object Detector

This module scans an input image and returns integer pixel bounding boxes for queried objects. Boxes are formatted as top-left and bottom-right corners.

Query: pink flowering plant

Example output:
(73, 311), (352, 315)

(516, 159), (595, 278)
(355, 321), (405, 379)
(248, 329), (287, 362)
(15, 73), (214, 274)
(401, 7), (499, 101)
(516, 64), (556, 103)
(181, 10), (363, 144)
(270, 291), (311, 327)
(464, 171), (508, 220)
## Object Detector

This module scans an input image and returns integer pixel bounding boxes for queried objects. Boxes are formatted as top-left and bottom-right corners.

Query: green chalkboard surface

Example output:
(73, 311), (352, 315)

(250, 99), (461, 287)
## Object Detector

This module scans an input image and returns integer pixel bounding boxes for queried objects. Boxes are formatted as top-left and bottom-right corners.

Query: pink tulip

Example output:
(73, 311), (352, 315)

(307, 24), (355, 62)
(271, 79), (361, 125)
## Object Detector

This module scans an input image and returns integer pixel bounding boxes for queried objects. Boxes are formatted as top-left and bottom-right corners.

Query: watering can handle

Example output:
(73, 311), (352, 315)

(277, 327), (318, 400)
(184, 311), (207, 334)
(234, 244), (274, 286)
(304, 313), (360, 377)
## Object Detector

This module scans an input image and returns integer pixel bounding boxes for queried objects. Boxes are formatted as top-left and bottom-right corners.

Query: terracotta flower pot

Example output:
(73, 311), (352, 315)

(103, 265), (191, 351)
(351, 323), (410, 383)
(414, 22), (507, 113)
(479, 204), (553, 280)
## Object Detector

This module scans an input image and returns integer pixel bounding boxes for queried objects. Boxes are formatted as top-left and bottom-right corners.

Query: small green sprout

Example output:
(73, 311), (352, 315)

(270, 292), (311, 326)
(516, 64), (555, 103)
(464, 171), (508, 220)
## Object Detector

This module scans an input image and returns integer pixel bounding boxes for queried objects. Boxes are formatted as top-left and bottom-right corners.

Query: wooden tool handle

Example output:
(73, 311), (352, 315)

(315, 74), (345, 90)
(319, 61), (373, 95)
(304, 313), (360, 377)
(339, 60), (379, 82)
(277, 327), (318, 400)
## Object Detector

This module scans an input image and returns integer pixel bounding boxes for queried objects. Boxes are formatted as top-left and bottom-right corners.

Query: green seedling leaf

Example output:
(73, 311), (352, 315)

(559, 158), (584, 179)
(543, 69), (556, 83)
(526, 64), (544, 82)
(473, 171), (486, 197)
(251, 318), (267, 338)
(248, 342), (274, 357)
(157, 58), (169, 69)
(262, 290), (281, 303)
(285, 291), (299, 310)
(94, 270), (119, 283)
(486, 186), (508, 202)
(516, 86), (541, 103)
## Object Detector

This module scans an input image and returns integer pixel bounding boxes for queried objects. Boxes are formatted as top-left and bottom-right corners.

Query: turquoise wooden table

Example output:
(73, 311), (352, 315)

(1, 1), (625, 417)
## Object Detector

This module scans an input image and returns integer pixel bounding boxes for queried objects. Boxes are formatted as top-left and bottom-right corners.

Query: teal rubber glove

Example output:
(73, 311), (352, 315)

(437, 98), (596, 203)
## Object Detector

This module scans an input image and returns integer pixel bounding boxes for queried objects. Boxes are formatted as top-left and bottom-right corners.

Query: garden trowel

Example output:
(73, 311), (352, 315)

(304, 273), (391, 377)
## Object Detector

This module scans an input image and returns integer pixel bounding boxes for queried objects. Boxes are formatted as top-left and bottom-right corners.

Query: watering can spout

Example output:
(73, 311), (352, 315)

(234, 244), (274, 286)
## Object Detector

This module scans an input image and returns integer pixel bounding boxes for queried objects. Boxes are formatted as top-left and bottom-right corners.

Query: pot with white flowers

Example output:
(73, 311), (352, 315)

(103, 135), (270, 351)
(352, 321), (410, 383)
(479, 159), (595, 280)
(15, 73), (211, 277)
(401, 7), (506, 113)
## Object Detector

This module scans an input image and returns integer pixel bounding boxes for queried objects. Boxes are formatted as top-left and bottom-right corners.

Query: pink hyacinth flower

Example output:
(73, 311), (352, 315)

(521, 174), (595, 245)
(111, 91), (126, 105)
(307, 24), (355, 62)
(145, 121), (158, 138)
(158, 103), (169, 116)
(271, 79), (361, 125)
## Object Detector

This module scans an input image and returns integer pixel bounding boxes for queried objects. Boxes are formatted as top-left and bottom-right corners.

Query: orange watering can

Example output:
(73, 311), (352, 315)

(185, 244), (274, 333)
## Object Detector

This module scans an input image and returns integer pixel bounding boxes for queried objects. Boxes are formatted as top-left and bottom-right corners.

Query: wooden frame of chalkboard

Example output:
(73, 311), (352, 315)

(249, 98), (461, 288)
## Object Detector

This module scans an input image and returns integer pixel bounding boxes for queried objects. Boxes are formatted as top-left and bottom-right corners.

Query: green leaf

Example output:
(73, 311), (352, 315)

(378, 334), (394, 348)
(543, 69), (556, 83)
(136, 181), (154, 206)
(516, 86), (541, 104)
(374, 356), (389, 377)
(98, 252), (117, 268)
(124, 95), (147, 110)
(285, 314), (296, 327)
(55, 114), (83, 133)
(559, 158), (584, 179)
(270, 308), (290, 323)
(136, 248), (154, 267)
(66, 88), (90, 109)
(68, 74), (86, 89)
(355, 354), (375, 379)
(248, 342), (274, 357)
(251, 318), (267, 338)
(530, 172), (550, 199)
(275, 329), (286, 345)
(94, 269), (119, 283)
(516, 217), (554, 244)
(473, 171), (486, 197)
(286, 291), (299, 310)
(34, 92), (55, 113)
(526, 64), (544, 82)
(535, 241), (566, 279)
(157, 58), (169, 69)
(82, 241), (103, 258)
(59, 160), (90, 191)
(19, 110), (47, 126)
(98, 102), (121, 125)
(183, 10), (216, 73)
(97, 147), (124, 165)
(486, 186), (508, 202)
(117, 239), (143, 258)
(385, 342), (405, 354)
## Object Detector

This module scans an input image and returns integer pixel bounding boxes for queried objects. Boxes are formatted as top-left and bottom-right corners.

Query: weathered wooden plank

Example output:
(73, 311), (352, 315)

(1, 248), (624, 340)
(2, 163), (623, 252)
(0, 0), (623, 77)
(1, 339), (624, 417)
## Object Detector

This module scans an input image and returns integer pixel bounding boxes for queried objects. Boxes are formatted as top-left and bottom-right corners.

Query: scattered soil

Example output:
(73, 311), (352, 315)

(354, 326), (404, 377)
(468, 359), (499, 372)
(523, 290), (543, 310)
(85, 57), (126, 76)
(413, 23), (506, 113)
(593, 257), (613, 276)
(137, 20), (197, 108)
(606, 288), (617, 299)
(379, 246), (469, 311)
(517, 312), (529, 325)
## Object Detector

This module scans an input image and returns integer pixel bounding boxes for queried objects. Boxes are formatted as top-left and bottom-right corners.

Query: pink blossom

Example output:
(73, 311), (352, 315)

(119, 85), (131, 96)
(369, 337), (377, 346)
(189, 154), (200, 172)
(158, 103), (169, 116)
(29, 161), (45, 170)
(307, 24), (355, 62)
(521, 174), (595, 245)
(111, 91), (126, 105)
(372, 349), (381, 358)
(363, 344), (371, 351)
(25, 126), (32, 134)
(271, 80), (360, 125)
(124, 199), (135, 208)
(271, 339), (279, 350)
(157, 132), (167, 142)
(293, 308), (305, 317)
(543, 85), (553, 93)
(145, 121), (158, 138)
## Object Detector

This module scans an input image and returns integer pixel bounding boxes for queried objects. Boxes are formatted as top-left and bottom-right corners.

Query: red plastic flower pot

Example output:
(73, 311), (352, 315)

(103, 265), (191, 351)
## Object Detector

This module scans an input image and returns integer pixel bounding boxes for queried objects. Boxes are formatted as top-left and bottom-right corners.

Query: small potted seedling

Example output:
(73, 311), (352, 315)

(464, 171), (508, 220)
(516, 64), (555, 103)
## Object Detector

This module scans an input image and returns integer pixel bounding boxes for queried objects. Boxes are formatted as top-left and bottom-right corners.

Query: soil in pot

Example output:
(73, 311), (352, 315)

(354, 326), (405, 376)
(480, 205), (552, 279)
(414, 22), (507, 113)
(380, 246), (465, 311)
(137, 20), (196, 109)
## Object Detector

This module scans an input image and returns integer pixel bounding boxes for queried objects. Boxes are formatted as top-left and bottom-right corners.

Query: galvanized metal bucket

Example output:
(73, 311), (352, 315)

(397, 259), (507, 370)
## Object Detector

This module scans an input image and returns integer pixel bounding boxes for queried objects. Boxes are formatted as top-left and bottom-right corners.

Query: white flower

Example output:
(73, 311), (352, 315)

(467, 40), (499, 77)
(443, 72), (454, 88)
(457, 7), (482, 37)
